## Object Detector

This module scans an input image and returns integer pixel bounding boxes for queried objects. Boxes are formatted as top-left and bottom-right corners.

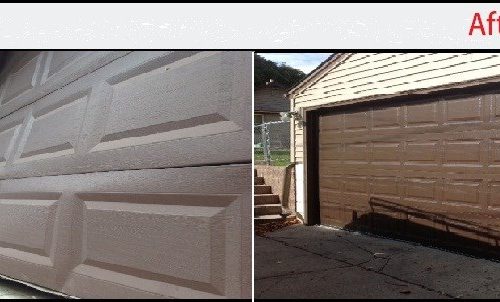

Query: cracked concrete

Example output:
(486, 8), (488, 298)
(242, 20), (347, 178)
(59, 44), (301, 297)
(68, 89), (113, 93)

(255, 224), (500, 299)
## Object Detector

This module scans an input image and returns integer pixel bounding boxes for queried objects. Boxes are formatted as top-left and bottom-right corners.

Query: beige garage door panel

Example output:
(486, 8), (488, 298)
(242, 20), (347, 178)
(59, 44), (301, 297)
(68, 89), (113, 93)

(0, 51), (251, 179)
(0, 51), (130, 118)
(0, 111), (23, 166)
(0, 51), (251, 298)
(0, 164), (250, 299)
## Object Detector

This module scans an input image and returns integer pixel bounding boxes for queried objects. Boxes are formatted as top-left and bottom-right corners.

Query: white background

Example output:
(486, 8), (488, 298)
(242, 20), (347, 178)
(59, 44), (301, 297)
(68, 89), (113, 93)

(0, 3), (499, 49)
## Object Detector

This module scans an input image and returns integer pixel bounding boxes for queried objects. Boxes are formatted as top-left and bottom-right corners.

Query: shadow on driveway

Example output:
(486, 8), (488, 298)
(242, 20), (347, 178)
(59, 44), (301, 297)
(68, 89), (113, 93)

(255, 224), (500, 299)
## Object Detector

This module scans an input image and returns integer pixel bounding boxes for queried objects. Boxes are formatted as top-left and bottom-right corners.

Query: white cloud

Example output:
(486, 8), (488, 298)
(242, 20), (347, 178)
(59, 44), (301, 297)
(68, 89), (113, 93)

(257, 53), (333, 73)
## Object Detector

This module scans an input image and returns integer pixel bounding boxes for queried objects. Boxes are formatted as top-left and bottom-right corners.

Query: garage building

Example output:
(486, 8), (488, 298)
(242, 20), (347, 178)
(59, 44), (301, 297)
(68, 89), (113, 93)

(287, 53), (500, 256)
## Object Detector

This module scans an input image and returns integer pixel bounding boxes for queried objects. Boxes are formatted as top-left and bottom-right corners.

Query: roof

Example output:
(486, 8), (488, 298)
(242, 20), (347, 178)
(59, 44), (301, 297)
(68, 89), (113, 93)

(287, 53), (500, 108)
(254, 86), (289, 113)
(287, 53), (339, 96)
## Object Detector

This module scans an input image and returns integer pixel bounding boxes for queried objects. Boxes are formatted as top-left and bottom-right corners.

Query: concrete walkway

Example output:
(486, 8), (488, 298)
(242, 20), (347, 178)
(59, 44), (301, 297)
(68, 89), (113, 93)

(255, 224), (500, 299)
(0, 278), (61, 299)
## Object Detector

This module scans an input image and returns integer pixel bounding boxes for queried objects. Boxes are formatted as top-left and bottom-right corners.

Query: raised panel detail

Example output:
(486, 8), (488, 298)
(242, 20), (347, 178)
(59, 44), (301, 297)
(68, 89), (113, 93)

(320, 176), (343, 192)
(444, 140), (481, 164)
(406, 179), (435, 201)
(0, 51), (251, 179)
(92, 52), (241, 152)
(444, 181), (480, 206)
(372, 107), (399, 128)
(406, 141), (437, 163)
(0, 51), (130, 120)
(406, 102), (438, 126)
(491, 140), (500, 163)
(344, 177), (367, 194)
(371, 177), (399, 197)
(320, 114), (343, 131)
(317, 60), (500, 258)
(372, 142), (399, 163)
(319, 144), (343, 161)
(76, 192), (236, 296)
(489, 182), (500, 208)
(19, 93), (89, 162)
(0, 192), (59, 278)
(0, 165), (250, 299)
(344, 143), (367, 161)
(344, 111), (367, 131)
(1, 54), (40, 105)
(0, 51), (251, 299)
(0, 194), (57, 257)
(0, 125), (20, 166)
(42, 51), (86, 82)
(493, 94), (500, 119)
(446, 97), (481, 123)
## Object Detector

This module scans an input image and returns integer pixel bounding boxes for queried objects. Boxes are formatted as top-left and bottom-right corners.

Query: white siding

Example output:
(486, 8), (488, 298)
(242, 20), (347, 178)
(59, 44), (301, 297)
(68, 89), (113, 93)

(295, 163), (305, 218)
(291, 52), (500, 162)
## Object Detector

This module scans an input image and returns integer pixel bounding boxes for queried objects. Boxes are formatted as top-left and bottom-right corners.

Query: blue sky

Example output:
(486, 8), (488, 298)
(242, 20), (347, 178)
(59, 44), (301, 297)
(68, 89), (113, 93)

(257, 53), (333, 74)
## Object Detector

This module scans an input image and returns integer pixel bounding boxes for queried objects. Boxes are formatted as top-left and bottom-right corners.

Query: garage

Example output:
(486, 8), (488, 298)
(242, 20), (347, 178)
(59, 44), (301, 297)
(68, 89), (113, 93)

(288, 53), (500, 257)
(319, 92), (500, 251)
(0, 51), (252, 298)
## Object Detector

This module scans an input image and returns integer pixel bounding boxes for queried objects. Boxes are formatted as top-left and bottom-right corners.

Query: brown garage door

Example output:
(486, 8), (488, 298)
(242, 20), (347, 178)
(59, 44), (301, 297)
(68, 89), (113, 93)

(319, 91), (500, 256)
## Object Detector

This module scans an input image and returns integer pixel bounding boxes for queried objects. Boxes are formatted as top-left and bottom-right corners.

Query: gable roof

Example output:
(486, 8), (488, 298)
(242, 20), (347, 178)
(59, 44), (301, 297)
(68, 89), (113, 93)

(287, 53), (342, 96)
(287, 53), (500, 108)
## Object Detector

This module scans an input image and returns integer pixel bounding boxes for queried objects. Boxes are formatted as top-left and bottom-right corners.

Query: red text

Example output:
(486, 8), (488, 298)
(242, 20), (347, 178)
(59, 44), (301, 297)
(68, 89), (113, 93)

(469, 11), (500, 35)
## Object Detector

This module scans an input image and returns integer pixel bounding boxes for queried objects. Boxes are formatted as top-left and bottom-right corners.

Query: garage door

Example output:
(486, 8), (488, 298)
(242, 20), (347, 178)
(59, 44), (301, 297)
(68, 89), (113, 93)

(0, 51), (251, 298)
(319, 92), (500, 256)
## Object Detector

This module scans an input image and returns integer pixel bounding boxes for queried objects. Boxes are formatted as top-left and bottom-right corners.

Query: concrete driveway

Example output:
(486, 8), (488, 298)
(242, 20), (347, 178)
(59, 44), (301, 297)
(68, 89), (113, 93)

(255, 224), (500, 299)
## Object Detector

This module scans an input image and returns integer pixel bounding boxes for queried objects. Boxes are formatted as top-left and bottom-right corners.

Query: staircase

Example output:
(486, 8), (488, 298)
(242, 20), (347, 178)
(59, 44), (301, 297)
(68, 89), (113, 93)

(254, 169), (295, 224)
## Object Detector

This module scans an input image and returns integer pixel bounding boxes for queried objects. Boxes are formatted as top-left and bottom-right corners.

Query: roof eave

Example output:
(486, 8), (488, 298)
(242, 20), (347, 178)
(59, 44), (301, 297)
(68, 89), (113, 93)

(286, 53), (352, 99)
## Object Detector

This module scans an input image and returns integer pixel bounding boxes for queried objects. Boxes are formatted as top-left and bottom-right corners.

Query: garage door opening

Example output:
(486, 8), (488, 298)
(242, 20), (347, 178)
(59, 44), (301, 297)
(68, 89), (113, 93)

(315, 90), (500, 259)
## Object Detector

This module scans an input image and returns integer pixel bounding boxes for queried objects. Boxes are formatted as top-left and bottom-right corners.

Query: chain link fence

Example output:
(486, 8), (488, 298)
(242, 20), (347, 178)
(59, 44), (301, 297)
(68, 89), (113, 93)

(254, 120), (291, 166)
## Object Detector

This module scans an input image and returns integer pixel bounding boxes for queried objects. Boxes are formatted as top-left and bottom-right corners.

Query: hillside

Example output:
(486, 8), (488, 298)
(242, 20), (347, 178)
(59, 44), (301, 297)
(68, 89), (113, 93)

(254, 54), (306, 88)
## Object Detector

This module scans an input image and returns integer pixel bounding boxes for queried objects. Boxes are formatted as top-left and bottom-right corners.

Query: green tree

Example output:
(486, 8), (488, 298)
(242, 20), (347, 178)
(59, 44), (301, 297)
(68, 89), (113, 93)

(254, 54), (306, 88)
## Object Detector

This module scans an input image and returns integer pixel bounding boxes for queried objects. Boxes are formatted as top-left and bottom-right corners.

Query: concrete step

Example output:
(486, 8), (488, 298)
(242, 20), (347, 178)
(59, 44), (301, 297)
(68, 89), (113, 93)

(254, 214), (297, 224)
(254, 214), (285, 224)
(254, 194), (280, 205)
(254, 185), (272, 194)
(254, 176), (265, 185)
(254, 204), (282, 216)
(254, 213), (297, 224)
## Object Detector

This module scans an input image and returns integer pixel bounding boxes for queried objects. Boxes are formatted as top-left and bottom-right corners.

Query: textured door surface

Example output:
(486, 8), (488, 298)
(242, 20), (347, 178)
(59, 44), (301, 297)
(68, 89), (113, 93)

(319, 92), (500, 256)
(0, 51), (252, 298)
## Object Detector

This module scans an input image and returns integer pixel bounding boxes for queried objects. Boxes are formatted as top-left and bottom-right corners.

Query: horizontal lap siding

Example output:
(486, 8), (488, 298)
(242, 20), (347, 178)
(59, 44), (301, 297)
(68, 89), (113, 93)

(291, 53), (500, 162)
(294, 124), (304, 162)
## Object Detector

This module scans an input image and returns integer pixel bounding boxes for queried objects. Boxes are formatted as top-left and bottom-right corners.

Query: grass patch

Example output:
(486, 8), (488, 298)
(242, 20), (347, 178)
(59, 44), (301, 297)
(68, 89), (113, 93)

(254, 149), (290, 166)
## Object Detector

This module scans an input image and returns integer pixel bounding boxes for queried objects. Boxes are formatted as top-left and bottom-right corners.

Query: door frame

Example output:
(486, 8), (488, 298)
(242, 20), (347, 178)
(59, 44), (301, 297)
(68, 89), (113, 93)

(303, 109), (320, 225)
(302, 82), (500, 227)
